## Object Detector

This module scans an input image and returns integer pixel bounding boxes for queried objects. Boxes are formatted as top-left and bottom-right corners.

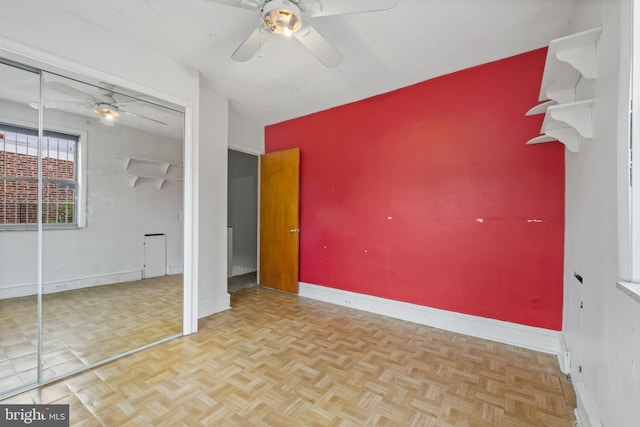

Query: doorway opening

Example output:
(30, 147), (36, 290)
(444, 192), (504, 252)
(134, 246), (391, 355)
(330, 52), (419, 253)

(227, 149), (259, 293)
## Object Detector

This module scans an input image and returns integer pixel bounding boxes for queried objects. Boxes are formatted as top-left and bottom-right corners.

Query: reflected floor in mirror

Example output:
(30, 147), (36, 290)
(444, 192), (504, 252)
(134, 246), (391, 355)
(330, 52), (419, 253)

(3, 287), (575, 426)
(0, 275), (182, 393)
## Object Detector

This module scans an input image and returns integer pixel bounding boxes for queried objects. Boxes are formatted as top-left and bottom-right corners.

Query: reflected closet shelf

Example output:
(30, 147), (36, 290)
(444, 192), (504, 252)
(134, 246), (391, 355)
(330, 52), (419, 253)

(127, 174), (183, 189)
(117, 156), (183, 174)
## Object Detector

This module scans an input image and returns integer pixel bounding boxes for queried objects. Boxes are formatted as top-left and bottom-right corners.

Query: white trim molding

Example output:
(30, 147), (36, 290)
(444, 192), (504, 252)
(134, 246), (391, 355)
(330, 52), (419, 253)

(617, 281), (640, 304)
(574, 382), (603, 427)
(0, 270), (142, 299)
(228, 140), (264, 156)
(299, 282), (562, 354)
(557, 332), (571, 375)
(198, 293), (231, 319)
(167, 265), (184, 275)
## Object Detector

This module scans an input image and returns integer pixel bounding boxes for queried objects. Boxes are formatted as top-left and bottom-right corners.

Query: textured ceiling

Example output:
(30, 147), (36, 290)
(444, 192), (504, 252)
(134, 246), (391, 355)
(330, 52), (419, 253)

(44, 0), (577, 127)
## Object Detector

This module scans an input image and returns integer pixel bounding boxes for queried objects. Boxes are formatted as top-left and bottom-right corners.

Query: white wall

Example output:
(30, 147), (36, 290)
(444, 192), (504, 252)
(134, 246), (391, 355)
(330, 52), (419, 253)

(563, 0), (639, 426)
(198, 83), (230, 318)
(0, 0), (233, 333)
(228, 107), (265, 155)
(0, 100), (183, 298)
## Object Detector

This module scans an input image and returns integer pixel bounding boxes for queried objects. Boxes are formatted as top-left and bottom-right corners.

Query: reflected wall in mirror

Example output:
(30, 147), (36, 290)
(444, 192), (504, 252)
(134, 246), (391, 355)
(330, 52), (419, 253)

(0, 61), (41, 395)
(0, 59), (186, 396)
(40, 72), (185, 381)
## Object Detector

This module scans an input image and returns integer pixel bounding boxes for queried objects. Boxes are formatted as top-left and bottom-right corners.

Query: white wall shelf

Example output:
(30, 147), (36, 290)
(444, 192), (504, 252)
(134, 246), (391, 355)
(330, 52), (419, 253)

(527, 27), (601, 153)
(528, 128), (580, 153)
(526, 100), (558, 116)
(538, 27), (602, 102)
(117, 156), (183, 174)
(126, 174), (182, 189)
(118, 156), (183, 189)
(127, 174), (164, 189)
(547, 100), (594, 139)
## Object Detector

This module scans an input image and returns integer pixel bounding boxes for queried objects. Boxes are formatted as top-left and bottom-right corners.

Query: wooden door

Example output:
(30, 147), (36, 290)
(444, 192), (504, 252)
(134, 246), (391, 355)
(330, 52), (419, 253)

(259, 148), (300, 293)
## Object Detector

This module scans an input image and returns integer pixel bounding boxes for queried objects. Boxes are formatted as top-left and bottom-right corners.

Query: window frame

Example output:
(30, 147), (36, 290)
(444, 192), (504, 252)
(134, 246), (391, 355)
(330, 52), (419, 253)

(0, 116), (87, 230)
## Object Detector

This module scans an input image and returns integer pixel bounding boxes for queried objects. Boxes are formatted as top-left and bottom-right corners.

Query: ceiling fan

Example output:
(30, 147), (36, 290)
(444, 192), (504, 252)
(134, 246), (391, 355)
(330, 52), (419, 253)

(209, 0), (399, 67)
(42, 81), (168, 127)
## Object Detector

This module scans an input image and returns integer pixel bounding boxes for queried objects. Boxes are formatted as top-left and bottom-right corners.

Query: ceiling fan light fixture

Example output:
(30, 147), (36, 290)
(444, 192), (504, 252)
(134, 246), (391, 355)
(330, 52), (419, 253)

(262, 0), (302, 36)
(93, 103), (119, 121)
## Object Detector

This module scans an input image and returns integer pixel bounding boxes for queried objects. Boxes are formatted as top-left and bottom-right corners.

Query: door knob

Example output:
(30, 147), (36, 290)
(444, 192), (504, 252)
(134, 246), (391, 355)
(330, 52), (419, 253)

(289, 228), (300, 233)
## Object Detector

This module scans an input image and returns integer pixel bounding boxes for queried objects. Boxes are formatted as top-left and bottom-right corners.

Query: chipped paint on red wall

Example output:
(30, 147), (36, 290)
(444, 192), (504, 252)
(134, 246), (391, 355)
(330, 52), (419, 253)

(266, 48), (564, 330)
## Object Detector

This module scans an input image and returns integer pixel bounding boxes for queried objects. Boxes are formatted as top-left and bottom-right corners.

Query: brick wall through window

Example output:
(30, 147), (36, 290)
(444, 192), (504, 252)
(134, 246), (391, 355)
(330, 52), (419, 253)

(0, 126), (78, 226)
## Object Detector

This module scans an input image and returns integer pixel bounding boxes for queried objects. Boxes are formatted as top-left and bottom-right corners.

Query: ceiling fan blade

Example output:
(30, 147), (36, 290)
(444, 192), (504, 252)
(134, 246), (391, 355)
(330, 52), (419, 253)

(207, 0), (263, 10)
(305, 0), (398, 17)
(294, 24), (342, 67)
(232, 27), (270, 62)
(28, 100), (86, 111)
(112, 100), (139, 107)
(120, 109), (168, 125)
(44, 100), (93, 113)
(45, 81), (101, 103)
(111, 94), (144, 107)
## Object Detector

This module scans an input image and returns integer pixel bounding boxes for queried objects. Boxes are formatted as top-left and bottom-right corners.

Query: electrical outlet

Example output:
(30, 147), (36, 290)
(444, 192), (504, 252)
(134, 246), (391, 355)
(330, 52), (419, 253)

(344, 298), (353, 306)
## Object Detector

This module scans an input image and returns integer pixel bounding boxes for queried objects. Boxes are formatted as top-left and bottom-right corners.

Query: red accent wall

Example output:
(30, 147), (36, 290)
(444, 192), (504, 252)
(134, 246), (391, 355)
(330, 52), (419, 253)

(265, 48), (564, 330)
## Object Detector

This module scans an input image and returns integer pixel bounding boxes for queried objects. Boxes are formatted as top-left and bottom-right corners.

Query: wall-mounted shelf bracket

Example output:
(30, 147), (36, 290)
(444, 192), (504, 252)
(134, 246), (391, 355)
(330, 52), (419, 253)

(538, 27), (602, 102)
(545, 88), (576, 105)
(119, 155), (183, 189)
(547, 99), (594, 139)
(127, 174), (166, 189)
(527, 27), (601, 153)
(545, 127), (580, 153)
(556, 44), (598, 79)
(117, 156), (182, 174)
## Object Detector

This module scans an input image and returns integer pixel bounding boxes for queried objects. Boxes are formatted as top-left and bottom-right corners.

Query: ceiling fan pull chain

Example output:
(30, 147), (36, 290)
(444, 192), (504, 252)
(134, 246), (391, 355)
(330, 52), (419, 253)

(258, 14), (265, 57)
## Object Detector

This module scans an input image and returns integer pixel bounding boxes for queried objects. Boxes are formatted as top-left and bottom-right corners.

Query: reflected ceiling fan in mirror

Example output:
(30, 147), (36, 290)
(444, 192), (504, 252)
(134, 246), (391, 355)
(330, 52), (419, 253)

(42, 81), (168, 127)
(210, 0), (398, 67)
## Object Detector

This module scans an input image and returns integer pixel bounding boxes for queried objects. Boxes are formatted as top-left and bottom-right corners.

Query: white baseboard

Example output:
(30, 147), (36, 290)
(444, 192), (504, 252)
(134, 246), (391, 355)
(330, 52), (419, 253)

(557, 333), (571, 375)
(574, 382), (602, 427)
(198, 293), (231, 319)
(231, 266), (257, 277)
(167, 265), (184, 275)
(299, 282), (562, 354)
(0, 270), (143, 299)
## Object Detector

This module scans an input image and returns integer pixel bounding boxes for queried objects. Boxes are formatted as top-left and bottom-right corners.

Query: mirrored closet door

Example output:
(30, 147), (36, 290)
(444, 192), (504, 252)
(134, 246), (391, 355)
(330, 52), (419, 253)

(0, 61), (41, 394)
(0, 59), (186, 397)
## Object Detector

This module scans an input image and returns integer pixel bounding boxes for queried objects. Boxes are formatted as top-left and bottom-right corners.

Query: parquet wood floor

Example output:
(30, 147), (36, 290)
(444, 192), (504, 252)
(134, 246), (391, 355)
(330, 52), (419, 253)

(3, 287), (576, 426)
(0, 275), (182, 394)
